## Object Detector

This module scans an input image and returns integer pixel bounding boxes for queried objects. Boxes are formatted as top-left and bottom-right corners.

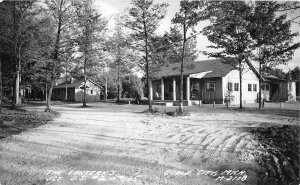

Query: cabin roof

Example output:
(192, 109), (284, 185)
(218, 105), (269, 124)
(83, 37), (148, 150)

(54, 78), (102, 89)
(154, 59), (234, 79)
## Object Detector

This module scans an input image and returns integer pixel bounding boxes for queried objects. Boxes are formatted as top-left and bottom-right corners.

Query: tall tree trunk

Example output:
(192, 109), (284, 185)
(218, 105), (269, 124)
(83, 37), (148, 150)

(46, 83), (53, 111)
(179, 21), (187, 113)
(83, 57), (87, 107)
(117, 59), (120, 103)
(15, 62), (20, 106)
(45, 84), (47, 101)
(0, 56), (2, 113)
(65, 58), (68, 100)
(15, 46), (21, 106)
(259, 61), (262, 108)
(239, 60), (243, 109)
(143, 18), (152, 111)
(45, 0), (64, 112)
(12, 1), (17, 108)
(105, 76), (107, 101)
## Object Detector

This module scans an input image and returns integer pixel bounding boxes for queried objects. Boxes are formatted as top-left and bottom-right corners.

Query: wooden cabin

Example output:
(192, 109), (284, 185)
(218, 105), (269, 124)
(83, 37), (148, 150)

(52, 78), (102, 102)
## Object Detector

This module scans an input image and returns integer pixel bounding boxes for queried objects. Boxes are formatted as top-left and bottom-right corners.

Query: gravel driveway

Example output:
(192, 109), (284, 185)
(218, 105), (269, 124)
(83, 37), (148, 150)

(0, 102), (298, 185)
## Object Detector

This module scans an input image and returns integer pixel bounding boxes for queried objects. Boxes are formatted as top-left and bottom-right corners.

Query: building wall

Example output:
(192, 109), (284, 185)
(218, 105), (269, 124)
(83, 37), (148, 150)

(287, 81), (296, 101)
(74, 81), (101, 102)
(201, 78), (223, 104)
(261, 83), (270, 101)
(222, 67), (259, 104)
(52, 87), (75, 101)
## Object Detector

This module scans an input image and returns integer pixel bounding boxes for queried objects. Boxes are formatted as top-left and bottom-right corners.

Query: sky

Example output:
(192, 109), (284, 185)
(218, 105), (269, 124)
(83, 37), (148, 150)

(94, 0), (300, 72)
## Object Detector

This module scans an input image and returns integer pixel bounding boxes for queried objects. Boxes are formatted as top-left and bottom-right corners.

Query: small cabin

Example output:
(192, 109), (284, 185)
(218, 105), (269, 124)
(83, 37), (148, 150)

(52, 78), (102, 102)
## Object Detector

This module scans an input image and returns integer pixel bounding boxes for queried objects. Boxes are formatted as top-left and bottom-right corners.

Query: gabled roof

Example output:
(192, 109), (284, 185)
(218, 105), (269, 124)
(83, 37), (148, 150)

(154, 59), (234, 79)
(54, 78), (102, 89)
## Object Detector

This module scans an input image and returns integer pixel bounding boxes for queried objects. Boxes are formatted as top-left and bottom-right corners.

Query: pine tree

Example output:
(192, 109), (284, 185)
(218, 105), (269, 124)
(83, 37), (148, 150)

(172, 0), (208, 113)
(73, 0), (107, 107)
(122, 0), (168, 111)
(106, 22), (136, 103)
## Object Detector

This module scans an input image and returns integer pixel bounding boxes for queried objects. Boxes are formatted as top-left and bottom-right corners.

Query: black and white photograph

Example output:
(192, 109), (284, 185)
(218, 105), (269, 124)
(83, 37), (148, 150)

(0, 0), (299, 184)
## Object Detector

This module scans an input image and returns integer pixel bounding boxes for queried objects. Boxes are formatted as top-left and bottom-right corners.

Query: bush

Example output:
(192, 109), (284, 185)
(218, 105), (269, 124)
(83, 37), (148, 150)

(224, 90), (234, 107)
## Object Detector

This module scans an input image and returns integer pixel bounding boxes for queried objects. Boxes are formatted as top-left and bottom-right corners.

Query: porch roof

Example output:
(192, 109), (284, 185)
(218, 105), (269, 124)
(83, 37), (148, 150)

(154, 59), (234, 79)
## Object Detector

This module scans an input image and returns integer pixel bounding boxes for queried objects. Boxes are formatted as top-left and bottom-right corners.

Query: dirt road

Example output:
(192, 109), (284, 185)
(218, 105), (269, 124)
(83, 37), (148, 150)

(0, 102), (298, 185)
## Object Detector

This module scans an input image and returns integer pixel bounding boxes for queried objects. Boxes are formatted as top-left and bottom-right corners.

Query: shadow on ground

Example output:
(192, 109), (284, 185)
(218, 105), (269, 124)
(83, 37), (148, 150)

(241, 125), (300, 185)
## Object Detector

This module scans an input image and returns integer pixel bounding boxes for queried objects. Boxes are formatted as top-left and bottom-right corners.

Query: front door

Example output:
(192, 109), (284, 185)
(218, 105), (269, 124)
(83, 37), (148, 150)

(205, 81), (216, 103)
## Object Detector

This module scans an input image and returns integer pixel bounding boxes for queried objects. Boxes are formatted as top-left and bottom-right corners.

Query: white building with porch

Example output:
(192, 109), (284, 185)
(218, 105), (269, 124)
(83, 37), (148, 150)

(150, 59), (261, 106)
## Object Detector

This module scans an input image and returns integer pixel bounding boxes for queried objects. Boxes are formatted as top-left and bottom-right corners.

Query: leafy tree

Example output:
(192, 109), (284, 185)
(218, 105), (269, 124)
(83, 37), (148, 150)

(0, 1), (54, 107)
(44, 0), (75, 111)
(121, 74), (144, 101)
(72, 0), (107, 107)
(148, 26), (198, 75)
(0, 1), (37, 107)
(203, 1), (299, 109)
(172, 0), (207, 113)
(107, 23), (136, 103)
(203, 1), (254, 109)
(248, 1), (299, 108)
(20, 15), (56, 103)
(122, 0), (168, 111)
(0, 54), (2, 113)
(263, 67), (287, 79)
(290, 66), (299, 81)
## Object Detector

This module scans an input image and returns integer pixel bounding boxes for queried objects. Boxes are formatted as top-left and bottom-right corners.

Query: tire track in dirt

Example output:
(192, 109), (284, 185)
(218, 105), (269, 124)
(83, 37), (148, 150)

(142, 113), (299, 185)
(163, 125), (257, 164)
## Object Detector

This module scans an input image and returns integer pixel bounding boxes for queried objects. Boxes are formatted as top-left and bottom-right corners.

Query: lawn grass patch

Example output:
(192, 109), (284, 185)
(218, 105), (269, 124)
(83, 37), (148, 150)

(0, 108), (58, 138)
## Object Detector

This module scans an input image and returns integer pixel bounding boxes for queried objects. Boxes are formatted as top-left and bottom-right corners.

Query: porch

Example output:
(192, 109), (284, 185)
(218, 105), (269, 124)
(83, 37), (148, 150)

(151, 76), (223, 106)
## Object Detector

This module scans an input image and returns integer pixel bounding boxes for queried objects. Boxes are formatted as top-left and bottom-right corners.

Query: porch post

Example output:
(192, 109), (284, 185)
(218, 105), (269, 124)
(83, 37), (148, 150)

(186, 76), (190, 101)
(173, 77), (176, 101)
(161, 78), (164, 101)
(149, 80), (153, 101)
(65, 87), (68, 100)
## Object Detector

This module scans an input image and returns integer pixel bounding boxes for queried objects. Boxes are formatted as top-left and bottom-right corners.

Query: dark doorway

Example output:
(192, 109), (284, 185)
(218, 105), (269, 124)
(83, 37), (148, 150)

(270, 83), (280, 100)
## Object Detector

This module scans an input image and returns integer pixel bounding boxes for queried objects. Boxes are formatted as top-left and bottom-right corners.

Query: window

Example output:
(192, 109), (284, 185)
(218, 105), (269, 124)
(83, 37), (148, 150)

(228, 82), (233, 91)
(253, 84), (257, 91)
(90, 90), (93, 94)
(206, 82), (215, 91)
(248, 84), (252, 91)
(234, 83), (239, 91)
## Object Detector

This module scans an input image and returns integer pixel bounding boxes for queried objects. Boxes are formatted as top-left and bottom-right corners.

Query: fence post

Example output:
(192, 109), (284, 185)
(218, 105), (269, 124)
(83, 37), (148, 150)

(213, 101), (215, 107)
(280, 102), (283, 109)
(199, 100), (202, 107)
